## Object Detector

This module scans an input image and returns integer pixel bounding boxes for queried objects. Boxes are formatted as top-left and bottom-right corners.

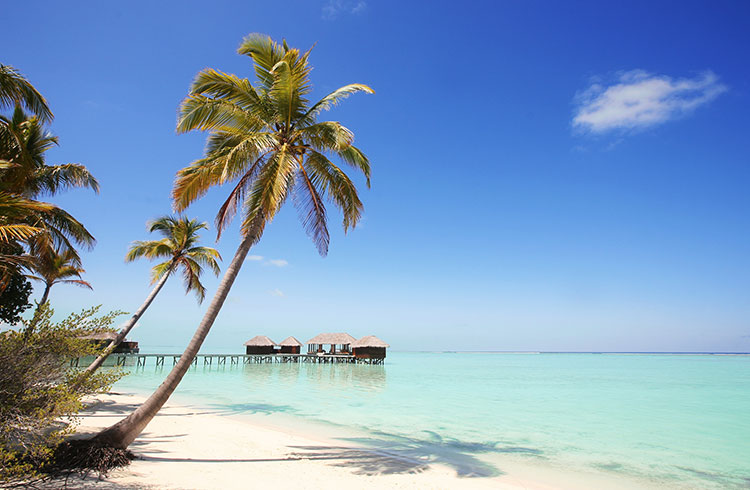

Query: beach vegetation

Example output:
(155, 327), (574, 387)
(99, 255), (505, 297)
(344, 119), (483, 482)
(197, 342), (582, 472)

(0, 241), (33, 324)
(0, 66), (98, 324)
(90, 33), (373, 450)
(0, 305), (124, 482)
(82, 215), (221, 375)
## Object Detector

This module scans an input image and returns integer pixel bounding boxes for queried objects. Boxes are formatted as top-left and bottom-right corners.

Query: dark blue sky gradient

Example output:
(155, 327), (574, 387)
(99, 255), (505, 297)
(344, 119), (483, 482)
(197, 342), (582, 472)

(4, 0), (749, 351)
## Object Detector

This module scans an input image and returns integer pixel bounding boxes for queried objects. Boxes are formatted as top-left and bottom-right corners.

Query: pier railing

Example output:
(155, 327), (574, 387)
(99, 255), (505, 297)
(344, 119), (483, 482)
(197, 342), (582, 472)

(70, 353), (384, 368)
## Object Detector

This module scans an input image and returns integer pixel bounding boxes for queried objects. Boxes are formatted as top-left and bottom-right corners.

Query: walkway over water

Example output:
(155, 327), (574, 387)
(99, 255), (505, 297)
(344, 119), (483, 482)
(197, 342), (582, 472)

(71, 353), (385, 368)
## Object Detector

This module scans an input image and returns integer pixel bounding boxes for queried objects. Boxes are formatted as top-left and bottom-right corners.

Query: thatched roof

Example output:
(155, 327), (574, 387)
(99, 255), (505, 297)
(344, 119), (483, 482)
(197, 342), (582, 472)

(306, 332), (357, 345)
(80, 331), (118, 341)
(352, 335), (390, 348)
(278, 336), (302, 346)
(243, 335), (276, 346)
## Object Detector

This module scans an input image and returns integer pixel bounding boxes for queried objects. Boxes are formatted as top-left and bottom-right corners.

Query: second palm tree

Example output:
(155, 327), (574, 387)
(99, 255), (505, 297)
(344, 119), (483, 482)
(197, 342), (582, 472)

(83, 216), (221, 374)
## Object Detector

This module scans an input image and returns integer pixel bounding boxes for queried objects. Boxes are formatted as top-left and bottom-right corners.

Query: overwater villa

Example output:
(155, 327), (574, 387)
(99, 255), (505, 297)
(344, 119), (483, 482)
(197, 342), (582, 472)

(306, 332), (357, 354)
(278, 336), (303, 354)
(244, 335), (276, 355)
(81, 331), (139, 354)
(352, 335), (389, 360)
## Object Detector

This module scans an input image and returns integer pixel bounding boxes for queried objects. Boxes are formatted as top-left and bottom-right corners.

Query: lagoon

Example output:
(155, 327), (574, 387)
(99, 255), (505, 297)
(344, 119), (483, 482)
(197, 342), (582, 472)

(111, 352), (750, 489)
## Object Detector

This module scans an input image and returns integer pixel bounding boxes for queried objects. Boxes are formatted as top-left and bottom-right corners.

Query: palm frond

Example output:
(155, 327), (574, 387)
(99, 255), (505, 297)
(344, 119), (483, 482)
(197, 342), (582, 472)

(304, 150), (363, 232)
(298, 121), (354, 151)
(34, 163), (100, 195)
(177, 94), (263, 134)
(237, 34), (286, 90)
(149, 260), (174, 284)
(59, 278), (93, 289)
(0, 223), (43, 242)
(0, 65), (53, 122)
(292, 165), (329, 256)
(303, 84), (374, 122)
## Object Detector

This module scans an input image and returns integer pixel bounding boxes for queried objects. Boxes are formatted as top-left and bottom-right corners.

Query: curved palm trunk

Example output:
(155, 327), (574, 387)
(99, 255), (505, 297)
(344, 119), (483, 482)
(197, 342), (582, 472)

(31, 282), (52, 317)
(93, 233), (255, 449)
(83, 269), (172, 375)
(38, 283), (51, 307)
(26, 282), (52, 337)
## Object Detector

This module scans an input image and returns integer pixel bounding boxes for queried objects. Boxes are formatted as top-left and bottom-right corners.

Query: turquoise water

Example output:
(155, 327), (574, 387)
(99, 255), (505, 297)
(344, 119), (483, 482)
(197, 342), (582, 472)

(111, 352), (750, 488)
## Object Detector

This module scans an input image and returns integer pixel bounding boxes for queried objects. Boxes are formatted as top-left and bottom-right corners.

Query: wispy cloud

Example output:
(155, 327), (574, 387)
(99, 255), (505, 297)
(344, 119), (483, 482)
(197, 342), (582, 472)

(572, 70), (726, 133)
(245, 255), (289, 267)
(322, 0), (366, 19)
(269, 289), (285, 297)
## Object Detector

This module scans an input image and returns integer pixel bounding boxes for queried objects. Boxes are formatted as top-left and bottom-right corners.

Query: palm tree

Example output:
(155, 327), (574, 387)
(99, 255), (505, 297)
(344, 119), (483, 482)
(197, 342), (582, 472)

(0, 192), (50, 291)
(27, 245), (92, 308)
(92, 34), (372, 450)
(0, 64), (52, 122)
(82, 216), (221, 375)
(0, 106), (97, 257)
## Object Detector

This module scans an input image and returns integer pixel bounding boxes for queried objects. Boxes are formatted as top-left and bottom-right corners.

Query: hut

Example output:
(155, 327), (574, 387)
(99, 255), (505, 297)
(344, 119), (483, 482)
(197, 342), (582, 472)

(306, 332), (357, 355)
(351, 335), (389, 360)
(81, 331), (139, 354)
(244, 335), (276, 355)
(278, 336), (303, 354)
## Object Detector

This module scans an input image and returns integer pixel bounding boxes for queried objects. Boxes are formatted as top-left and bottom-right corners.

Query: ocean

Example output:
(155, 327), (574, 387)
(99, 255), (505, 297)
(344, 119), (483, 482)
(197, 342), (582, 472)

(110, 352), (750, 488)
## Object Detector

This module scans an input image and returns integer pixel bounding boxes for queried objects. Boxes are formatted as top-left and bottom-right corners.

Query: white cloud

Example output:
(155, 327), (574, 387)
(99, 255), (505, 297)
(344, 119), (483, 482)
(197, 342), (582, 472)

(572, 70), (726, 133)
(245, 255), (289, 267)
(269, 289), (285, 297)
(322, 0), (366, 19)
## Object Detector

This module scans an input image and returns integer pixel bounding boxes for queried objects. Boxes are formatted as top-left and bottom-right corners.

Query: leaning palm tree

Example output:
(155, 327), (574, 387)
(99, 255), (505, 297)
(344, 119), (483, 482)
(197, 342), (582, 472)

(0, 64), (52, 122)
(92, 34), (373, 449)
(27, 244), (92, 309)
(82, 216), (221, 375)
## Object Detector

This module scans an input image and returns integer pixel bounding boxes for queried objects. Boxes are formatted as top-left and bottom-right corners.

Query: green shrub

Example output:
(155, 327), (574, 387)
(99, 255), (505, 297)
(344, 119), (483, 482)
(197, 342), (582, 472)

(0, 305), (125, 481)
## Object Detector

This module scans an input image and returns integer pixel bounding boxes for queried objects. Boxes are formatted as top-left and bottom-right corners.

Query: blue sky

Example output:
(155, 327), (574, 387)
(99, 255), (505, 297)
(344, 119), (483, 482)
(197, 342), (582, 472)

(4, 0), (749, 352)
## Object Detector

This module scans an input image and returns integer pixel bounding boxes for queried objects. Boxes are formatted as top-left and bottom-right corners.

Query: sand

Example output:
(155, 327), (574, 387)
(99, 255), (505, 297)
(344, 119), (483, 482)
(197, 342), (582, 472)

(60, 392), (560, 490)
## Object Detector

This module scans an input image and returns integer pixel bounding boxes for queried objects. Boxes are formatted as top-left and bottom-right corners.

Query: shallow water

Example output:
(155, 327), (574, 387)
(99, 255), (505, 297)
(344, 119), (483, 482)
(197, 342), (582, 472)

(110, 352), (750, 488)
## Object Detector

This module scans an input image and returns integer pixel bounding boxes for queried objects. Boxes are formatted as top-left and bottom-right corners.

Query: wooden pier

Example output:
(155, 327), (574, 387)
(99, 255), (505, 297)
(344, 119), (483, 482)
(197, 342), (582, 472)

(70, 353), (385, 368)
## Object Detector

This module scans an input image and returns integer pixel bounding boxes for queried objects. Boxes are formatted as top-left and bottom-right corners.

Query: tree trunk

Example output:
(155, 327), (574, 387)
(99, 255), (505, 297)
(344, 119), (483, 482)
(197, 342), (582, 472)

(38, 283), (51, 307)
(26, 282), (52, 337)
(83, 269), (172, 375)
(93, 233), (256, 449)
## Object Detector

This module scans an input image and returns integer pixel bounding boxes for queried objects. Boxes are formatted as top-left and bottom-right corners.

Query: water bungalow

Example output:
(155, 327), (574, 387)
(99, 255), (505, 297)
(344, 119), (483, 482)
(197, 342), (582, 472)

(352, 335), (389, 360)
(306, 332), (357, 355)
(81, 331), (139, 354)
(244, 335), (276, 355)
(278, 336), (303, 354)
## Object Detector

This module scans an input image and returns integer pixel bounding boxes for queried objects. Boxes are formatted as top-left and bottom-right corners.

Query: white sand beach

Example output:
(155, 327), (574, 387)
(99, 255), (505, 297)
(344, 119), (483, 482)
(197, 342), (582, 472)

(65, 392), (558, 490)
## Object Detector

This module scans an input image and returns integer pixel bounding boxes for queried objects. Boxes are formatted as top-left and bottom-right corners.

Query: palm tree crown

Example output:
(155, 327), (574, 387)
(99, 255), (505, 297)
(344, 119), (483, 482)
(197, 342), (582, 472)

(27, 245), (92, 305)
(173, 33), (374, 255)
(126, 216), (221, 302)
(0, 107), (97, 255)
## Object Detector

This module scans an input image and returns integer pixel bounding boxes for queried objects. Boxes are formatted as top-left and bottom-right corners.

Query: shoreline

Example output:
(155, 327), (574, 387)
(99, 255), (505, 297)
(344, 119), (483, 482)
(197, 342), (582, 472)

(70, 392), (542, 489)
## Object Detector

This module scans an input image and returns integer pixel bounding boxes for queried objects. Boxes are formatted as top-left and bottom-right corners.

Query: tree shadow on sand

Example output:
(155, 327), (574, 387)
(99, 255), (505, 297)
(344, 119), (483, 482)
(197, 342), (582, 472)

(290, 430), (544, 478)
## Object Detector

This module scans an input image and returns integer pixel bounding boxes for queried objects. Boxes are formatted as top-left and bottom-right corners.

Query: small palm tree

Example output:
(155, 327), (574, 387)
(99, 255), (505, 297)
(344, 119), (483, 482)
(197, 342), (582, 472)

(0, 64), (52, 122)
(93, 34), (372, 449)
(27, 245), (92, 308)
(83, 216), (221, 374)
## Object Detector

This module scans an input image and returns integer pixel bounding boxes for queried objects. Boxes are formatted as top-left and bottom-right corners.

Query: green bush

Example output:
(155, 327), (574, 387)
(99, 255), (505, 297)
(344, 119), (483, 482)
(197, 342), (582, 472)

(0, 305), (125, 481)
